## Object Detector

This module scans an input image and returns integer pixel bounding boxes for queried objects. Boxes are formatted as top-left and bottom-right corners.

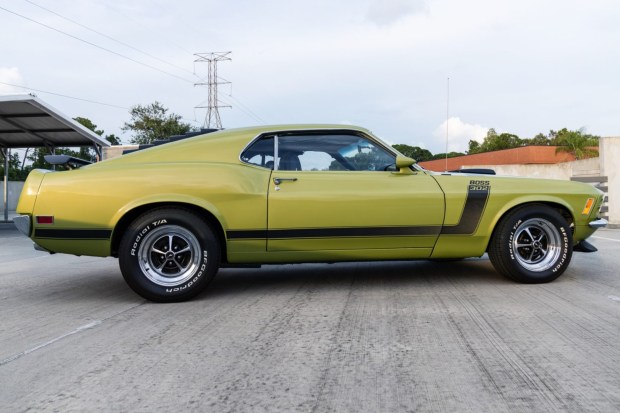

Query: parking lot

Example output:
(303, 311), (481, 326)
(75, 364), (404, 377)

(1, 225), (619, 412)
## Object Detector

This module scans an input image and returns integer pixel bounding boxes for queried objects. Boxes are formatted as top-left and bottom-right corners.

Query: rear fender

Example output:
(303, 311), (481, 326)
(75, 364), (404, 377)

(110, 194), (228, 231)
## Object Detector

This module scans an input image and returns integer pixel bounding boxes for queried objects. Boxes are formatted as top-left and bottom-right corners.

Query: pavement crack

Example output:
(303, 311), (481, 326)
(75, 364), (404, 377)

(311, 275), (356, 413)
(0, 301), (145, 367)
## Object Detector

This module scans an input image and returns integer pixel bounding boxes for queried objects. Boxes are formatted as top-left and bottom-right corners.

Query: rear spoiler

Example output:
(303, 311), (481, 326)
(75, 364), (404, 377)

(44, 154), (92, 169)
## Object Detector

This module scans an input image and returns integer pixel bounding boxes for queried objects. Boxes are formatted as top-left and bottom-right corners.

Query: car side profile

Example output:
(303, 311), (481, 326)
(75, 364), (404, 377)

(14, 124), (607, 302)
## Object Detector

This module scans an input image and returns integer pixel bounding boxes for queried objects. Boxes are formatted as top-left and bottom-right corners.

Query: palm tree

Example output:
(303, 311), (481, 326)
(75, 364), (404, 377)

(555, 129), (599, 160)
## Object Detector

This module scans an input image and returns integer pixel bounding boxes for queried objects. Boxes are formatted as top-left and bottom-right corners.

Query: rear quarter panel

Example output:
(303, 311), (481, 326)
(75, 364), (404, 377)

(29, 161), (270, 256)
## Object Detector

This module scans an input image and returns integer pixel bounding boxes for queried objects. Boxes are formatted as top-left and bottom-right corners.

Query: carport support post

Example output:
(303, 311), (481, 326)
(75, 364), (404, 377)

(2, 147), (8, 222)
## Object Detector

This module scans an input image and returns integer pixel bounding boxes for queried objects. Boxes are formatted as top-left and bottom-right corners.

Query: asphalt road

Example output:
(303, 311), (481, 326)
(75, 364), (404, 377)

(1, 226), (619, 412)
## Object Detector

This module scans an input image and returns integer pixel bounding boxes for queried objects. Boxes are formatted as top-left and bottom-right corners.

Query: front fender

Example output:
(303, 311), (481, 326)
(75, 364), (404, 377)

(484, 194), (576, 234)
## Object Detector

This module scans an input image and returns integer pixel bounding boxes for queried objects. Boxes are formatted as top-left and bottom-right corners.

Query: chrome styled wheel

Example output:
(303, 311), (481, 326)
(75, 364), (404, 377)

(488, 204), (572, 283)
(512, 218), (562, 272)
(138, 225), (203, 287)
(119, 208), (221, 302)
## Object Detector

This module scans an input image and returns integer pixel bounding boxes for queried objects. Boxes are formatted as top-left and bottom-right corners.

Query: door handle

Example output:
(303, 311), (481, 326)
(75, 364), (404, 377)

(273, 177), (298, 185)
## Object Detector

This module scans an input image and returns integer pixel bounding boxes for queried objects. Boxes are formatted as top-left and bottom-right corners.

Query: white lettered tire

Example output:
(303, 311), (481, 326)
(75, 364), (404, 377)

(488, 204), (573, 283)
(119, 207), (220, 302)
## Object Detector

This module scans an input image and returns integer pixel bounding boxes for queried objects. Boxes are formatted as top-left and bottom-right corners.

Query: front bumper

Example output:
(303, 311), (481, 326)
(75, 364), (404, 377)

(13, 215), (31, 237)
(573, 218), (609, 253)
(589, 218), (608, 229)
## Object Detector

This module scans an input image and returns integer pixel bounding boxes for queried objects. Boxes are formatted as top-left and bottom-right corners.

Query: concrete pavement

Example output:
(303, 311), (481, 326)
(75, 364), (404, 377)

(1, 227), (619, 412)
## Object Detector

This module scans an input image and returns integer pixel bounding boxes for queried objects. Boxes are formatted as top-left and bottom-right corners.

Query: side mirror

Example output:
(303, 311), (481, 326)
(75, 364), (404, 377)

(395, 155), (415, 171)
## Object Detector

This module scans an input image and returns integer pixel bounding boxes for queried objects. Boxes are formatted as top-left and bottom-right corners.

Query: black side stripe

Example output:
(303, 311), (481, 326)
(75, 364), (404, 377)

(34, 229), (112, 240)
(440, 187), (490, 235)
(30, 188), (488, 241)
(227, 226), (441, 240)
(227, 186), (490, 240)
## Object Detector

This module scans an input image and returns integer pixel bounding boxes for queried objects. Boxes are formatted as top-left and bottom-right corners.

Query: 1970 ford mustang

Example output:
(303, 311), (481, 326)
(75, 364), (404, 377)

(14, 124), (607, 302)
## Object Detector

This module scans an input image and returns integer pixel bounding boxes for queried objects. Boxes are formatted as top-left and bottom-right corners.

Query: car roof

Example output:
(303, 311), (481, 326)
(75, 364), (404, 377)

(210, 124), (372, 137)
(97, 124), (377, 167)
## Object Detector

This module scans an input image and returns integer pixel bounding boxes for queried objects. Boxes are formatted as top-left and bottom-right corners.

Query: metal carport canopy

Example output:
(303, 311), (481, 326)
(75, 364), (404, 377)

(0, 94), (111, 222)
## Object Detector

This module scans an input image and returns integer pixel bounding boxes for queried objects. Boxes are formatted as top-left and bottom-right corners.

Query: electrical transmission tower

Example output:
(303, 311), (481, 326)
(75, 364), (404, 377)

(194, 51), (231, 129)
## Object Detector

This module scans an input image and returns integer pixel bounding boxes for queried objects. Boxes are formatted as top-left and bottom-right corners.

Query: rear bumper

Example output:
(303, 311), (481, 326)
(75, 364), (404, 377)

(13, 215), (31, 237)
(13, 215), (54, 253)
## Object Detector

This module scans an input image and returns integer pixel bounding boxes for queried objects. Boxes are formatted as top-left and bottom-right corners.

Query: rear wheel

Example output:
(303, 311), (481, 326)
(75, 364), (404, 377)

(488, 204), (572, 283)
(119, 207), (220, 302)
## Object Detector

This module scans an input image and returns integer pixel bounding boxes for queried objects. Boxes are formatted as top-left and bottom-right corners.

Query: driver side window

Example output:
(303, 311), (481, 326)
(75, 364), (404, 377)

(277, 134), (395, 172)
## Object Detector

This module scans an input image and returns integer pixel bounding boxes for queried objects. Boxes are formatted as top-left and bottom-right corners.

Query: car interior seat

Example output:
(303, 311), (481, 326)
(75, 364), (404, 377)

(278, 153), (302, 171)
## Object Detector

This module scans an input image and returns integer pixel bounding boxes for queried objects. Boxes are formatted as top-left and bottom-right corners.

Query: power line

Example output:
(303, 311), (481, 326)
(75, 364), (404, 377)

(23, 0), (196, 78)
(3, 4), (266, 126)
(226, 95), (266, 124)
(0, 81), (129, 110)
(212, 74), (265, 124)
(106, 4), (196, 57)
(0, 5), (195, 84)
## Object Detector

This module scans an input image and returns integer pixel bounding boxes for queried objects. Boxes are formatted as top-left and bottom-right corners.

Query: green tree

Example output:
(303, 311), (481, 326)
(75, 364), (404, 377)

(74, 116), (104, 136)
(105, 134), (121, 145)
(74, 116), (121, 154)
(0, 151), (28, 180)
(467, 140), (481, 154)
(392, 144), (433, 161)
(122, 102), (194, 145)
(24, 116), (111, 171)
(73, 117), (103, 161)
(485, 129), (522, 152)
(26, 147), (83, 170)
(430, 151), (466, 160)
(523, 133), (552, 146)
(554, 128), (599, 159)
(467, 128), (524, 154)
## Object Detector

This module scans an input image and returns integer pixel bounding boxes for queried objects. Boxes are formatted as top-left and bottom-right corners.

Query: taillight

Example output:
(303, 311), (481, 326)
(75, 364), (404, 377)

(36, 216), (54, 224)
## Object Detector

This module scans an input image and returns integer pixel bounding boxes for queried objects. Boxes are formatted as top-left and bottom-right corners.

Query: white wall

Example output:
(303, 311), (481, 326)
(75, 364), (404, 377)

(600, 137), (620, 226)
(102, 145), (138, 160)
(469, 157), (600, 181)
(1, 181), (25, 211)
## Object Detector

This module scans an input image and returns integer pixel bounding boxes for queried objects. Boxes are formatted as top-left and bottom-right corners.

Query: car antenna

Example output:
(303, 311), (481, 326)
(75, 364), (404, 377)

(445, 76), (450, 172)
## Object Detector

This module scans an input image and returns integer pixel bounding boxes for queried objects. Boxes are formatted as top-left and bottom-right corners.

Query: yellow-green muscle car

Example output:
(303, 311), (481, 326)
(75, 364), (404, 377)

(14, 125), (607, 302)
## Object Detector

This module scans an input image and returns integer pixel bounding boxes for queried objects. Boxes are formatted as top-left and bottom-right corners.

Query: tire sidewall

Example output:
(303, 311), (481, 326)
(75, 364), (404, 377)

(119, 209), (219, 302)
(505, 207), (572, 282)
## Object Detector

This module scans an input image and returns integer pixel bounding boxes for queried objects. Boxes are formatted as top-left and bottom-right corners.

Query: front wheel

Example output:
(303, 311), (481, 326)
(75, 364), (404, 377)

(488, 204), (572, 283)
(119, 207), (220, 302)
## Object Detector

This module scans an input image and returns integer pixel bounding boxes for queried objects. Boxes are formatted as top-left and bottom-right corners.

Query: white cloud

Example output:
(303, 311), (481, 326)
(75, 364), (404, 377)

(433, 117), (488, 153)
(0, 67), (24, 94)
(366, 0), (428, 26)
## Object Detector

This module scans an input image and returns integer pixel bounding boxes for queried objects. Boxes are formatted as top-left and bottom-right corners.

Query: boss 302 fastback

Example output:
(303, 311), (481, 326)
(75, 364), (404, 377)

(14, 125), (607, 302)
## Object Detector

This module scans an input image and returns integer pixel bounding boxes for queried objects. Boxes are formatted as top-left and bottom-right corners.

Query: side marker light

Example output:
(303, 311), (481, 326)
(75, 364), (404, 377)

(581, 198), (595, 215)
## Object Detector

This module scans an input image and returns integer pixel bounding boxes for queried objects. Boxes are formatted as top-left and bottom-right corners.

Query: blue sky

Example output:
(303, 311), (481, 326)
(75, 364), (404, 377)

(1, 0), (619, 153)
